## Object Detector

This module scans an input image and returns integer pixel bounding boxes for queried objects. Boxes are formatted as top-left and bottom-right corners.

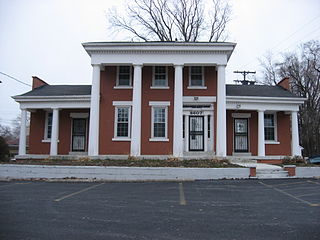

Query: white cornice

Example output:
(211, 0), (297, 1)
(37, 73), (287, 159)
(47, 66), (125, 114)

(13, 95), (91, 102)
(226, 96), (306, 104)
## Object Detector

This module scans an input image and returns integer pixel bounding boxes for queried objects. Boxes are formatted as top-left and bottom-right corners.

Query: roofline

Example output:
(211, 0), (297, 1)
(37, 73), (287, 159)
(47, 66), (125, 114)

(227, 96), (306, 104)
(13, 95), (91, 102)
(82, 41), (236, 61)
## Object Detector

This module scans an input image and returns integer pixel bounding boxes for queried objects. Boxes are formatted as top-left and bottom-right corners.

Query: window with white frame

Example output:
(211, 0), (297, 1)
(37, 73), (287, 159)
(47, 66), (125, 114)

(45, 112), (53, 139)
(153, 107), (166, 138)
(115, 107), (131, 138)
(264, 113), (276, 141)
(153, 66), (167, 87)
(190, 66), (204, 86)
(117, 66), (132, 86)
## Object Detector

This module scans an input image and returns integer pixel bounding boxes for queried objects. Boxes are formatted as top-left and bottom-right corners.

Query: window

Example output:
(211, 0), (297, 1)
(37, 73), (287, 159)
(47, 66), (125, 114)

(45, 112), (53, 139)
(153, 107), (166, 138)
(190, 66), (204, 86)
(264, 114), (276, 141)
(153, 66), (167, 87)
(115, 107), (130, 138)
(117, 66), (131, 86)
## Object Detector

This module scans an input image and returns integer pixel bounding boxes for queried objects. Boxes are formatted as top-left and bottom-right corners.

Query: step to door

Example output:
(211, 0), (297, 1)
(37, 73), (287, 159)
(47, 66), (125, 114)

(256, 170), (288, 179)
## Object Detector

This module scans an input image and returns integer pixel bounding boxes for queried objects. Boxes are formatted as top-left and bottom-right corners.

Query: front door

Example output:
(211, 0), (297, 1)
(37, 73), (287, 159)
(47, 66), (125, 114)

(189, 116), (204, 151)
(72, 118), (86, 152)
(234, 118), (249, 152)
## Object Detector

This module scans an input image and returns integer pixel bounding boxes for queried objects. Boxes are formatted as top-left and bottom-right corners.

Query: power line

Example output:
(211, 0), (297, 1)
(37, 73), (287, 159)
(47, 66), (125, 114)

(241, 14), (320, 69)
(0, 71), (31, 87)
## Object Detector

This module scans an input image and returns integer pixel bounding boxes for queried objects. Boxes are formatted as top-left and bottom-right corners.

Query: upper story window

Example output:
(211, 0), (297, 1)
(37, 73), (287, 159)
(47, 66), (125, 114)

(117, 66), (132, 86)
(190, 66), (204, 87)
(45, 112), (53, 139)
(152, 66), (168, 87)
(264, 113), (277, 141)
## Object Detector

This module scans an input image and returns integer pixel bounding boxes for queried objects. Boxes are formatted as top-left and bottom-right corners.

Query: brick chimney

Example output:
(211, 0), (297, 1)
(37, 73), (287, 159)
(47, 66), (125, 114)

(277, 77), (291, 91)
(32, 76), (48, 89)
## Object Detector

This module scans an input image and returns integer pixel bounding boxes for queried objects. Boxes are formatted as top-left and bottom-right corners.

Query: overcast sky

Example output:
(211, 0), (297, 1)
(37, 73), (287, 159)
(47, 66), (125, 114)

(0, 0), (319, 126)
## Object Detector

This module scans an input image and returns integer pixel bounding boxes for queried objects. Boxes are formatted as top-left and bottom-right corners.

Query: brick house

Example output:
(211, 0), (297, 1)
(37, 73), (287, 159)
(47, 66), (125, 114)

(13, 42), (305, 161)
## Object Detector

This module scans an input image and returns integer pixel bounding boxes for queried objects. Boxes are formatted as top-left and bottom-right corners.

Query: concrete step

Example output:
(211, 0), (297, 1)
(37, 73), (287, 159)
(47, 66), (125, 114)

(256, 170), (288, 179)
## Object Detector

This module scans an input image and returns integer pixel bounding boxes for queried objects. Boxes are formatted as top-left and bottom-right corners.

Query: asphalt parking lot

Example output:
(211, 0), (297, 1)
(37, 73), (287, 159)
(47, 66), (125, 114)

(1, 179), (320, 240)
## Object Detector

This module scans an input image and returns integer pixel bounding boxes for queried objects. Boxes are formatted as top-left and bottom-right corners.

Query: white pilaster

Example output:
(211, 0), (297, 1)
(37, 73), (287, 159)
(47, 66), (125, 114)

(258, 110), (265, 157)
(130, 64), (142, 156)
(173, 65), (184, 157)
(88, 64), (101, 156)
(216, 65), (227, 157)
(50, 108), (59, 156)
(18, 109), (27, 155)
(291, 111), (301, 156)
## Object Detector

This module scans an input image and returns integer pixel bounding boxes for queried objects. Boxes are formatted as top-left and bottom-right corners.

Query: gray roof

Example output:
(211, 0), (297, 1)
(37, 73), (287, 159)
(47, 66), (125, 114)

(19, 85), (91, 97)
(17, 84), (299, 98)
(226, 84), (300, 98)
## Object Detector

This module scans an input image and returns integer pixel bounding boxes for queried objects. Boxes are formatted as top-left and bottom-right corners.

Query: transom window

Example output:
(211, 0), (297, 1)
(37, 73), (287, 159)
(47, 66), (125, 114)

(45, 112), (53, 139)
(152, 107), (167, 138)
(117, 66), (132, 86)
(190, 66), (204, 86)
(153, 66), (167, 87)
(115, 107), (130, 138)
(264, 114), (276, 141)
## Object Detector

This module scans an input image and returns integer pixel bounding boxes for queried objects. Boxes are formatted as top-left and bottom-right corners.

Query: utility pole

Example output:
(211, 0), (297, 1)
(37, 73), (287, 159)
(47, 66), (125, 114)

(233, 70), (256, 85)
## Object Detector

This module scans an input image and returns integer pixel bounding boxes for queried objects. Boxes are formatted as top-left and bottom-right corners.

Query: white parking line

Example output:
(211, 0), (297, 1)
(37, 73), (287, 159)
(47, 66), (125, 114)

(179, 183), (187, 205)
(54, 183), (105, 202)
(259, 181), (318, 207)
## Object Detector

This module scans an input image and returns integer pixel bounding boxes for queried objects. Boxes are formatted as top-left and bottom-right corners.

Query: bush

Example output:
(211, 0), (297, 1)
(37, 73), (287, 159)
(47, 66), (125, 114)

(0, 136), (10, 162)
(282, 156), (305, 165)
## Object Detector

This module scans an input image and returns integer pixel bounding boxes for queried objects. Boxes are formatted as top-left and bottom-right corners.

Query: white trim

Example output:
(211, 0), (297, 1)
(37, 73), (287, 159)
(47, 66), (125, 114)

(227, 96), (306, 104)
(187, 86), (207, 89)
(150, 86), (170, 89)
(189, 66), (205, 87)
(114, 106), (131, 139)
(149, 138), (169, 142)
(113, 86), (133, 89)
(13, 95), (91, 100)
(42, 139), (59, 143)
(265, 141), (280, 144)
(151, 106), (168, 140)
(112, 138), (131, 142)
(149, 101), (171, 106)
(116, 65), (132, 87)
(70, 113), (89, 118)
(183, 96), (216, 103)
(113, 101), (132, 106)
(152, 66), (168, 87)
(231, 113), (251, 118)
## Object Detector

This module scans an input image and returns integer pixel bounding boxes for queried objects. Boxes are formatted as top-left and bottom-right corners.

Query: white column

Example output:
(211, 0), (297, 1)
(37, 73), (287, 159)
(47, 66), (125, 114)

(258, 110), (265, 157)
(50, 108), (59, 156)
(88, 64), (101, 156)
(291, 111), (301, 156)
(130, 64), (142, 156)
(173, 65), (184, 157)
(18, 109), (27, 155)
(216, 65), (227, 157)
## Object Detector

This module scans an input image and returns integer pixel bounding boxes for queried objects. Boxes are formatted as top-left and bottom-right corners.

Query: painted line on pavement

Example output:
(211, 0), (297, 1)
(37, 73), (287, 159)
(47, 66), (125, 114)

(296, 192), (320, 198)
(54, 183), (105, 202)
(270, 181), (309, 187)
(259, 181), (318, 207)
(179, 182), (187, 205)
(308, 180), (320, 186)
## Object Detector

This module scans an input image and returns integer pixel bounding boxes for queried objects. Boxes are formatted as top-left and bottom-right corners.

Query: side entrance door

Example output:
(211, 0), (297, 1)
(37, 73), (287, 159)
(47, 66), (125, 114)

(234, 118), (249, 152)
(72, 118), (87, 152)
(189, 116), (204, 151)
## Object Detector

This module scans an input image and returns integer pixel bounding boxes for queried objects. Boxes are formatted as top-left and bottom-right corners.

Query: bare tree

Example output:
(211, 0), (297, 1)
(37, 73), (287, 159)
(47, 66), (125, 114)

(108, 0), (231, 42)
(260, 40), (320, 157)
